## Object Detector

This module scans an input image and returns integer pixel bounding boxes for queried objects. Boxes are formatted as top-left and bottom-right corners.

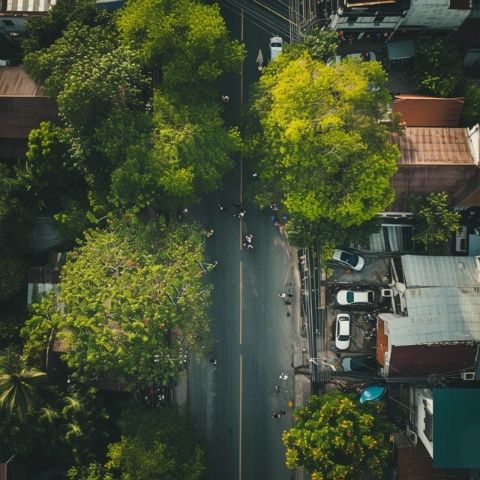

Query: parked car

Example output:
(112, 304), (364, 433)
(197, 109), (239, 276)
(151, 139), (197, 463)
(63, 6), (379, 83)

(269, 36), (283, 61)
(332, 249), (365, 271)
(341, 356), (377, 373)
(336, 289), (374, 306)
(334, 51), (377, 64)
(335, 313), (351, 350)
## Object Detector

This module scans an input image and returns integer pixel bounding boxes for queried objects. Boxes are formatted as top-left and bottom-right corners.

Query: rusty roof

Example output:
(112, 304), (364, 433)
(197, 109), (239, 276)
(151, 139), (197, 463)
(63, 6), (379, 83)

(387, 164), (479, 211)
(0, 66), (46, 96)
(396, 439), (470, 480)
(393, 95), (464, 127)
(392, 127), (474, 165)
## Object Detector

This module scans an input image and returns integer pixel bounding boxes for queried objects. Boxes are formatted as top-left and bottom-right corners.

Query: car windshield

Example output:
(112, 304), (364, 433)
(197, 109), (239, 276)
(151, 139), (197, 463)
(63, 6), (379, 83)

(340, 251), (358, 267)
(339, 335), (349, 341)
(346, 291), (354, 303)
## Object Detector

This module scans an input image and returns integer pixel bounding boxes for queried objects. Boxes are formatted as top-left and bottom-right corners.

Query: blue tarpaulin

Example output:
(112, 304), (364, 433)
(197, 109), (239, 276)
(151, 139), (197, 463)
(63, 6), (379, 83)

(360, 385), (386, 403)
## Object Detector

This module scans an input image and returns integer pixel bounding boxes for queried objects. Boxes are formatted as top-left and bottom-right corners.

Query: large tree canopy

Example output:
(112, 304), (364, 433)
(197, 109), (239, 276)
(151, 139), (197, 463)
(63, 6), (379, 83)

(117, 0), (244, 99)
(22, 219), (212, 384)
(283, 392), (393, 480)
(248, 53), (399, 243)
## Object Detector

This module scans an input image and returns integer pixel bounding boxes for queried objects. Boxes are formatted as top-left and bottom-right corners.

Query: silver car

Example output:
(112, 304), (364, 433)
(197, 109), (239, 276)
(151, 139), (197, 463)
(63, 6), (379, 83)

(335, 313), (351, 350)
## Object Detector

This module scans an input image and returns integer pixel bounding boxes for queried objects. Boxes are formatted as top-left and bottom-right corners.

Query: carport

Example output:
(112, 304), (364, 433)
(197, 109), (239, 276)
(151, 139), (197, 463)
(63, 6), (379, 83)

(387, 40), (415, 66)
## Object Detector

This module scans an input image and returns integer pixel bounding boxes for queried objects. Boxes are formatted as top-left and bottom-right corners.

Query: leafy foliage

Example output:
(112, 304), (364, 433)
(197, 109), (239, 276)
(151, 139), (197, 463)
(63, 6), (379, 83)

(284, 28), (339, 62)
(0, 256), (27, 303)
(413, 38), (464, 97)
(409, 192), (461, 253)
(460, 83), (480, 127)
(24, 21), (118, 97)
(248, 52), (399, 250)
(22, 0), (112, 55)
(23, 219), (211, 384)
(117, 0), (244, 100)
(0, 347), (49, 420)
(105, 407), (205, 480)
(283, 391), (393, 480)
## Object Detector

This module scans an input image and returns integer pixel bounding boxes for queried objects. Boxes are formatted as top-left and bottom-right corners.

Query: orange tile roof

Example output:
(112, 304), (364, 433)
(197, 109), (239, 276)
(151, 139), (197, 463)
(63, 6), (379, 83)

(392, 127), (474, 165)
(393, 95), (464, 127)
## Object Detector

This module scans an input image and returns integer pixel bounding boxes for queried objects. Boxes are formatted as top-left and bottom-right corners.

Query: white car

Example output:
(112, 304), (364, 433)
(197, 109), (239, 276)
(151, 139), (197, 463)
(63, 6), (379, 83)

(336, 290), (374, 306)
(332, 249), (364, 271)
(269, 36), (283, 61)
(335, 314), (351, 350)
(334, 51), (377, 64)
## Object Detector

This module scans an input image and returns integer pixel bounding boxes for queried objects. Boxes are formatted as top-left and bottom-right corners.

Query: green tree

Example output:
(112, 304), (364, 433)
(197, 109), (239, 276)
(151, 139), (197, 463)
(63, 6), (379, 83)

(57, 45), (148, 140)
(283, 392), (393, 480)
(460, 83), (480, 127)
(22, 122), (87, 214)
(105, 407), (205, 480)
(23, 219), (212, 384)
(24, 21), (118, 97)
(414, 38), (463, 97)
(0, 348), (49, 420)
(0, 255), (27, 303)
(285, 28), (339, 63)
(248, 52), (398, 249)
(22, 0), (112, 55)
(410, 192), (461, 253)
(117, 0), (244, 100)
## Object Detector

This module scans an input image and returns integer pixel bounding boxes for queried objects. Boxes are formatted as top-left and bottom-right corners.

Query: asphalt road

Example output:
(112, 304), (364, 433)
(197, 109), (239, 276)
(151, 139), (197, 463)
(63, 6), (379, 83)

(187, 4), (296, 480)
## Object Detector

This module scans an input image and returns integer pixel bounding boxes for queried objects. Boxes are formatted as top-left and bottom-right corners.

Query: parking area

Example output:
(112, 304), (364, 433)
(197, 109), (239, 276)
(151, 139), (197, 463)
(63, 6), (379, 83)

(324, 253), (393, 368)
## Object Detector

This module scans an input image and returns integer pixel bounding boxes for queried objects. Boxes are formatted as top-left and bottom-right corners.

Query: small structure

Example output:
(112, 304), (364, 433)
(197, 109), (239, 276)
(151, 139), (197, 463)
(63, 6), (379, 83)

(377, 255), (480, 377)
(0, 0), (56, 14)
(0, 66), (57, 160)
(406, 388), (480, 469)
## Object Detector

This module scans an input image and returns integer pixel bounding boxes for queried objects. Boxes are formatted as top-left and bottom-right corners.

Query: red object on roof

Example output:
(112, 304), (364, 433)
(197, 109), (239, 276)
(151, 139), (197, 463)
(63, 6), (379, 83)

(393, 95), (464, 127)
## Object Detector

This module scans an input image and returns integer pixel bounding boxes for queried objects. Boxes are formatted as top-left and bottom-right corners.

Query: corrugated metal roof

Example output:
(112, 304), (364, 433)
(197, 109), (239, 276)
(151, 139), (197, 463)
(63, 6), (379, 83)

(383, 286), (480, 345)
(393, 95), (464, 127)
(401, 255), (480, 288)
(392, 128), (474, 165)
(5, 0), (56, 12)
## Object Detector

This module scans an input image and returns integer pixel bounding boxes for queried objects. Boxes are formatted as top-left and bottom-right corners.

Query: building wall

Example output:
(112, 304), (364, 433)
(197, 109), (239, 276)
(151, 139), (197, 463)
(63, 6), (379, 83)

(331, 13), (403, 30)
(401, 0), (470, 28)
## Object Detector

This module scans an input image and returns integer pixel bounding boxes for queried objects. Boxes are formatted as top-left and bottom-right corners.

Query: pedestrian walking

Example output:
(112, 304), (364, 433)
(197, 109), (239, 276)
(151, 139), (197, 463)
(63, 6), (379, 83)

(274, 385), (280, 393)
(206, 229), (215, 238)
(272, 412), (281, 419)
(235, 208), (245, 219)
(270, 202), (278, 212)
(279, 409), (286, 416)
(218, 202), (228, 211)
(221, 94), (230, 104)
(279, 372), (288, 380)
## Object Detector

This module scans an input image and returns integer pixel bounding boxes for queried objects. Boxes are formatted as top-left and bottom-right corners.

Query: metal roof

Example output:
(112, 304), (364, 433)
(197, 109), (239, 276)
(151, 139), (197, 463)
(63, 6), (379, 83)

(433, 388), (480, 469)
(395, 287), (480, 344)
(401, 254), (480, 288)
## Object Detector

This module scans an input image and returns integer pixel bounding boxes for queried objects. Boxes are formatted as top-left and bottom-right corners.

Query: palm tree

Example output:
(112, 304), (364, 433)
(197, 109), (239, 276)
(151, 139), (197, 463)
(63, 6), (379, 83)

(0, 347), (49, 420)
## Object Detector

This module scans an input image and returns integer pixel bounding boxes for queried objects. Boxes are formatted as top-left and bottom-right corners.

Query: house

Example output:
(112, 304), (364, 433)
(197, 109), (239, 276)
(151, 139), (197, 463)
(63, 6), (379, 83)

(0, 65), (57, 160)
(377, 255), (480, 377)
(318, 0), (471, 39)
(384, 125), (480, 213)
(406, 388), (480, 469)
(0, 0), (56, 14)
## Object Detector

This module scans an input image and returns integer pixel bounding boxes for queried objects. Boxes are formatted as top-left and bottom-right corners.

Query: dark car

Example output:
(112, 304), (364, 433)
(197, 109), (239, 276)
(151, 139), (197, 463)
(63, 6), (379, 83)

(341, 356), (378, 373)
